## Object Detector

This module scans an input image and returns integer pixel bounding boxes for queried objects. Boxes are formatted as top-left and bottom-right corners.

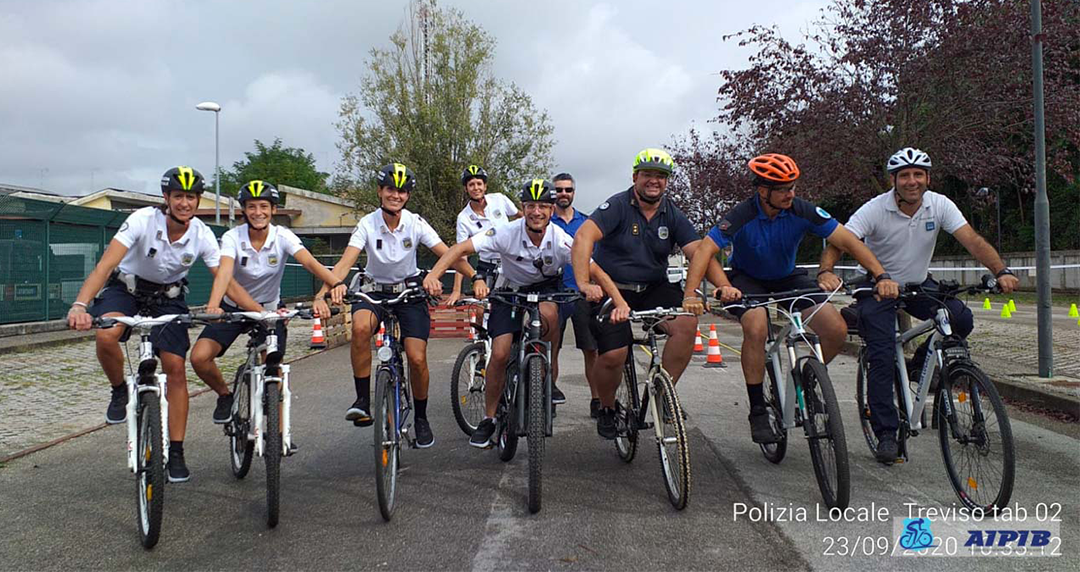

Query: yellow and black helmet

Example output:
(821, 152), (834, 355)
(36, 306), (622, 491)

(238, 180), (280, 206)
(161, 166), (206, 194)
(376, 163), (417, 191)
(519, 178), (556, 204)
(461, 164), (488, 186)
(631, 148), (675, 175)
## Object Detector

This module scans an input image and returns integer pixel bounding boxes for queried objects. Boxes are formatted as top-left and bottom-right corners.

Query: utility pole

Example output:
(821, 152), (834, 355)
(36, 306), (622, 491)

(1030, 0), (1053, 377)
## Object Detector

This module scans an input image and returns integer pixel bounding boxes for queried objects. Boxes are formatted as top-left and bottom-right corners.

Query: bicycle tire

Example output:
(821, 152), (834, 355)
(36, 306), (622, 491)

(526, 356), (545, 514)
(373, 368), (399, 521)
(936, 362), (1015, 513)
(854, 348), (878, 456)
(802, 359), (851, 510)
(451, 341), (487, 436)
(135, 391), (164, 549)
(264, 382), (282, 528)
(614, 360), (639, 463)
(229, 365), (254, 479)
(497, 364), (519, 462)
(760, 363), (788, 464)
(653, 370), (691, 510)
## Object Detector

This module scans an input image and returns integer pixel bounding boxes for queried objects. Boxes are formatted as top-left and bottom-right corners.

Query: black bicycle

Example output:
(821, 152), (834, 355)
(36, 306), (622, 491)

(450, 298), (490, 436)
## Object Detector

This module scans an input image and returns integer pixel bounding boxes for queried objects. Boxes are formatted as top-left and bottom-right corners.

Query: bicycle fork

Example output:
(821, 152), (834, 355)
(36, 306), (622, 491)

(250, 364), (293, 457)
(126, 338), (168, 473)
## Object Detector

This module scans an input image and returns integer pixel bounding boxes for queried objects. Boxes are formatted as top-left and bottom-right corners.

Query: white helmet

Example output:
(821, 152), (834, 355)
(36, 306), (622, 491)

(887, 147), (932, 173)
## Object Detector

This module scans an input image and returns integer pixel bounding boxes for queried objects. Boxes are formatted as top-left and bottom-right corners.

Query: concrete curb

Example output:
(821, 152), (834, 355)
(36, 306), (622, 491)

(0, 332), (94, 356)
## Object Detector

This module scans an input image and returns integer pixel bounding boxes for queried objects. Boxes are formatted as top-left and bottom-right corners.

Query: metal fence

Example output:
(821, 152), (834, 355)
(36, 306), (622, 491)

(0, 196), (317, 325)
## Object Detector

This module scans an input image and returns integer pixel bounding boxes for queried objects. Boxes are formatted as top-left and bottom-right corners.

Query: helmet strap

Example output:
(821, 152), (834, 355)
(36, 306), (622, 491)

(633, 187), (661, 205)
(893, 187), (921, 206)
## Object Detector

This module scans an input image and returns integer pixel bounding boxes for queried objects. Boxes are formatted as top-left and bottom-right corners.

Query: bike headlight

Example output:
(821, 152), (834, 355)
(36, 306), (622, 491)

(377, 346), (393, 362)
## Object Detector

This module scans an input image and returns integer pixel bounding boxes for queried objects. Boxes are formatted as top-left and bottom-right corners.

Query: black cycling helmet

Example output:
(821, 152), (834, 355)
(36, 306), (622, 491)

(461, 164), (488, 186)
(238, 180), (280, 206)
(519, 178), (556, 204)
(376, 163), (417, 191)
(161, 166), (206, 194)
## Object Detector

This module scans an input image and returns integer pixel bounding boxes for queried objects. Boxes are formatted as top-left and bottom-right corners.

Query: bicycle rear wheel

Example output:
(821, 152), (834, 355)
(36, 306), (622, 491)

(802, 359), (850, 510)
(653, 370), (690, 510)
(614, 360), (639, 462)
(760, 364), (788, 464)
(451, 341), (487, 436)
(526, 356), (545, 514)
(497, 363), (519, 462)
(373, 369), (399, 521)
(937, 362), (1015, 513)
(135, 392), (164, 549)
(264, 381), (282, 528)
(229, 365), (254, 479)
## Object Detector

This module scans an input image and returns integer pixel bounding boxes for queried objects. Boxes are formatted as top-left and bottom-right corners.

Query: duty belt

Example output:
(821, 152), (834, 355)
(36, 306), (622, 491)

(362, 282), (409, 294)
(108, 271), (187, 299)
(613, 282), (653, 293)
(499, 276), (562, 293)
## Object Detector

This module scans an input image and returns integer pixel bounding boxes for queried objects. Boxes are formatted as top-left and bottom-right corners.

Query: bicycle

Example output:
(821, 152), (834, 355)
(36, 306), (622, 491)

(450, 298), (490, 436)
(218, 306), (325, 528)
(849, 275), (1015, 512)
(485, 289), (581, 514)
(711, 287), (851, 510)
(598, 301), (693, 510)
(92, 311), (192, 549)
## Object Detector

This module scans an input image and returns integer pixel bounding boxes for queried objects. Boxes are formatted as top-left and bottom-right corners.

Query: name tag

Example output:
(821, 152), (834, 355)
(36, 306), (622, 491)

(925, 222), (936, 231)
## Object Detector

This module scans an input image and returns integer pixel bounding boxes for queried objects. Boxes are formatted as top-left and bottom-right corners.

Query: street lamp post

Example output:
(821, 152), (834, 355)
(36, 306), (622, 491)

(195, 101), (222, 225)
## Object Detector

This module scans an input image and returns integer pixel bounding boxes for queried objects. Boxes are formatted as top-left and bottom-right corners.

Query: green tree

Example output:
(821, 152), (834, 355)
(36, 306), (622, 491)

(215, 138), (330, 203)
(334, 0), (555, 239)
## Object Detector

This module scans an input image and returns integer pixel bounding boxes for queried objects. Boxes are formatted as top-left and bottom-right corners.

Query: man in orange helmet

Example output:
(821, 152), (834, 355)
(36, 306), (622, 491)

(681, 153), (898, 444)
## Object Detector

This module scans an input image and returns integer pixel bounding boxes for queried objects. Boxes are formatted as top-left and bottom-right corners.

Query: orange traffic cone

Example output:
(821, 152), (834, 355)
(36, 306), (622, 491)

(309, 317), (327, 349)
(375, 324), (385, 347)
(693, 328), (705, 354)
(703, 324), (726, 368)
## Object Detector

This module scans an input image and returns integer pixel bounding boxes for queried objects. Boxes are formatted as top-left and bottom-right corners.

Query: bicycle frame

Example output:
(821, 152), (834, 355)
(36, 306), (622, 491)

(499, 293), (554, 438)
(760, 299), (828, 431)
(891, 307), (951, 432)
(626, 319), (676, 439)
(377, 315), (412, 445)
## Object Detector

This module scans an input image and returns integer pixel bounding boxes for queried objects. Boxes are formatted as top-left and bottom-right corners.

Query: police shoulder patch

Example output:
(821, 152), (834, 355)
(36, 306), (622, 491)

(815, 206), (832, 219)
(598, 202), (610, 210)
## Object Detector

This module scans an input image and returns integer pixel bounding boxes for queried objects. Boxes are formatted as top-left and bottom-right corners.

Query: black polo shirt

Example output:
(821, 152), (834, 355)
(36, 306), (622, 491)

(590, 187), (698, 284)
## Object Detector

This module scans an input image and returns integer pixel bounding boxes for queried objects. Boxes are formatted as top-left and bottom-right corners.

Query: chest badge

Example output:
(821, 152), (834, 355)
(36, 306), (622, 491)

(402, 237), (413, 249)
(658, 226), (669, 239)
(485, 228), (496, 237)
(544, 255), (552, 265)
(631, 223), (640, 236)
(181, 253), (194, 266)
(925, 221), (936, 231)
(493, 209), (502, 218)
(268, 254), (279, 266)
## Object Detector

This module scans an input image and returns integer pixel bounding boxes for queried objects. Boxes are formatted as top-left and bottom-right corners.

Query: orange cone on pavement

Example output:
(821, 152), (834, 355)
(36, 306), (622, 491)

(309, 317), (327, 349)
(375, 324), (385, 347)
(703, 324), (726, 368)
(693, 328), (705, 354)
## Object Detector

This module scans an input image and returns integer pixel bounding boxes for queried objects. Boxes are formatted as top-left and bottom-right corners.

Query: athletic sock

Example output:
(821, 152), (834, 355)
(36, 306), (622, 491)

(414, 398), (428, 420)
(354, 376), (370, 402)
(747, 383), (766, 409)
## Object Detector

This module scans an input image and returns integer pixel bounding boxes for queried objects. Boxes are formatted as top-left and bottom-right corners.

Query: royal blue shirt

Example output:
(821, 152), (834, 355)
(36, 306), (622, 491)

(707, 196), (838, 281)
(551, 208), (589, 289)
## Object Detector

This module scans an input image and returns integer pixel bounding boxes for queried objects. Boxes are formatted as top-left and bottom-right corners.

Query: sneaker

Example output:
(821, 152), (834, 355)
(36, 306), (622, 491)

(212, 393), (233, 424)
(597, 407), (617, 440)
(346, 398), (373, 427)
(471, 418), (497, 448)
(167, 450), (190, 483)
(876, 432), (899, 465)
(589, 398), (601, 419)
(105, 385), (128, 424)
(749, 406), (780, 444)
(551, 385), (567, 405)
(414, 417), (434, 448)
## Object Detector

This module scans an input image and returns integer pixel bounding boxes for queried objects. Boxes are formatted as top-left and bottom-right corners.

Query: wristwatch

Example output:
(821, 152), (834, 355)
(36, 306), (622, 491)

(874, 272), (892, 282)
(995, 268), (1015, 278)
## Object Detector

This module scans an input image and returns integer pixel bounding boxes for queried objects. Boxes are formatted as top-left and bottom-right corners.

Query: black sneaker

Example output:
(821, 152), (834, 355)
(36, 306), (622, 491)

(471, 418), (497, 448)
(876, 432), (899, 465)
(597, 407), (617, 440)
(551, 385), (567, 405)
(346, 398), (372, 427)
(749, 405), (780, 444)
(589, 398), (601, 419)
(167, 449), (190, 483)
(105, 385), (127, 424)
(212, 393), (233, 424)
(414, 417), (434, 448)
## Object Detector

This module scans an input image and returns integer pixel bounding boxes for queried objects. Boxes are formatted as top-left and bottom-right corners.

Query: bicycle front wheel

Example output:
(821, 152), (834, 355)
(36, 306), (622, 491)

(937, 362), (1015, 513)
(135, 392), (164, 549)
(451, 341), (487, 436)
(229, 365), (253, 479)
(802, 359), (850, 510)
(653, 370), (690, 510)
(526, 356), (545, 514)
(264, 381), (282, 528)
(614, 360), (639, 463)
(373, 369), (399, 521)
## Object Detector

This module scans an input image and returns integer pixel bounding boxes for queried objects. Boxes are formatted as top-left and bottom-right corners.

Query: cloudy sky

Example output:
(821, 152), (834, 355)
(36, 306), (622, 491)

(1, 0), (827, 212)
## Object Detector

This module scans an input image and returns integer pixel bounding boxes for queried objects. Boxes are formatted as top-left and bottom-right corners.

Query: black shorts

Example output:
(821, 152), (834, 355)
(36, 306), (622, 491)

(590, 282), (683, 354)
(90, 285), (191, 358)
(488, 283), (563, 340)
(196, 302), (288, 357)
(558, 298), (597, 351)
(726, 268), (825, 320)
(352, 294), (431, 341)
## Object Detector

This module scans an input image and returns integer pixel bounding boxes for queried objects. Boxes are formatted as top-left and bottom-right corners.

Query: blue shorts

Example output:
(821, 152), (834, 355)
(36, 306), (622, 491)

(90, 285), (191, 358)
(196, 302), (288, 357)
(352, 294), (431, 341)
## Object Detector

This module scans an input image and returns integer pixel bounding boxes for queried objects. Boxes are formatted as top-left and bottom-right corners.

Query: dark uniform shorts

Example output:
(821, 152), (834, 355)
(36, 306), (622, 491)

(488, 282), (564, 340)
(726, 268), (826, 320)
(590, 282), (683, 354)
(558, 298), (598, 351)
(352, 294), (431, 341)
(90, 285), (191, 358)
(196, 302), (288, 357)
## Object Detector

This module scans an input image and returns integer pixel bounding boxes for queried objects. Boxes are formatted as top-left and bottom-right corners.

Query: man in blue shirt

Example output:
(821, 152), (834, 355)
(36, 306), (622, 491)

(682, 153), (897, 444)
(551, 172), (600, 417)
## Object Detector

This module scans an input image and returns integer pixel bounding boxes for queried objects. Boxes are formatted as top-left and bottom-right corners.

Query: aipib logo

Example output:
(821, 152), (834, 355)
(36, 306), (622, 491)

(964, 530), (1053, 548)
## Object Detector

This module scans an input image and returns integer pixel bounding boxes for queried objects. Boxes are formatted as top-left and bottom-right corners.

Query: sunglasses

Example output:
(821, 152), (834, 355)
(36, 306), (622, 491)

(555, 187), (575, 193)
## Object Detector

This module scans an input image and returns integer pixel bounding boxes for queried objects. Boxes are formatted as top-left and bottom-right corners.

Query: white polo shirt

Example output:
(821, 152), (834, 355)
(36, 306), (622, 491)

(220, 223), (305, 307)
(844, 189), (968, 285)
(348, 209), (442, 284)
(455, 193), (519, 262)
(469, 219), (573, 288)
(114, 206), (220, 284)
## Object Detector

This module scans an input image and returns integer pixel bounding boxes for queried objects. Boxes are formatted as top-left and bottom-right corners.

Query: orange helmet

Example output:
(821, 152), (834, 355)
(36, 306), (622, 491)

(748, 153), (800, 184)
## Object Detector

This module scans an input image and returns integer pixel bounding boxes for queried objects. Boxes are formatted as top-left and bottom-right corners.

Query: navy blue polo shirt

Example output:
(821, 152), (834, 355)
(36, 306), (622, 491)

(591, 188), (698, 284)
(551, 208), (589, 289)
(707, 196), (838, 281)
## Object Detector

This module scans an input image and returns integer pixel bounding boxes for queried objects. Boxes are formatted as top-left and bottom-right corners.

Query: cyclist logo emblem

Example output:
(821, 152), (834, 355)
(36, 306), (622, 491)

(181, 253), (194, 266)
(899, 518), (937, 551)
(658, 226), (669, 239)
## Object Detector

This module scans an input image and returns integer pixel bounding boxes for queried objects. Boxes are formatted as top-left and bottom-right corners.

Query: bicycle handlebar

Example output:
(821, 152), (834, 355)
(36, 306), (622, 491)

(596, 298), (693, 324)
(92, 314), (188, 331)
(486, 289), (581, 310)
(343, 287), (430, 307)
